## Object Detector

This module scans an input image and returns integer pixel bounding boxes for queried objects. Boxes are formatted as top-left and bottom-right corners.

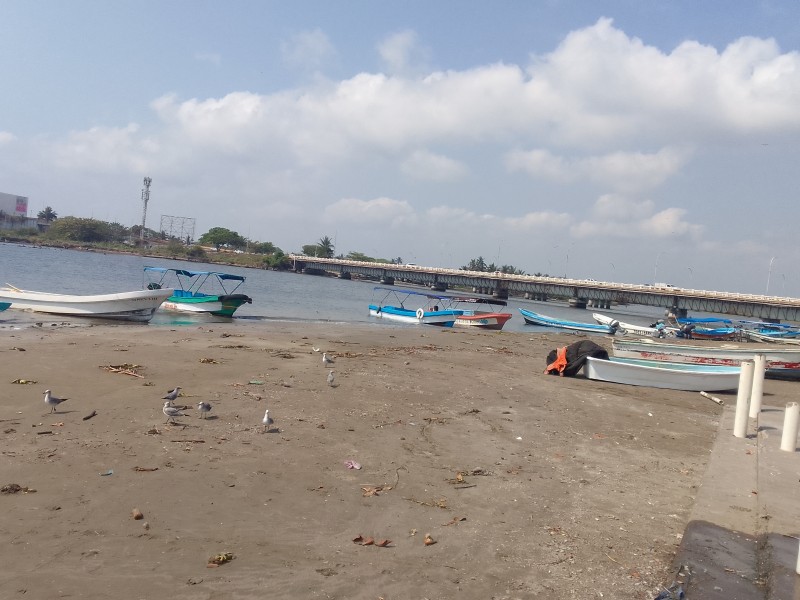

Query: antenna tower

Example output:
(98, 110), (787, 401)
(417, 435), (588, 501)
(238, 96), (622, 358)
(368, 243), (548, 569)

(140, 176), (152, 241)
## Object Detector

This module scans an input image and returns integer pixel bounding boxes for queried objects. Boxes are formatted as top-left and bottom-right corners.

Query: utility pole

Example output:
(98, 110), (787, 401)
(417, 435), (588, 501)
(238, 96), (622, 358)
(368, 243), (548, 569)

(140, 177), (152, 242)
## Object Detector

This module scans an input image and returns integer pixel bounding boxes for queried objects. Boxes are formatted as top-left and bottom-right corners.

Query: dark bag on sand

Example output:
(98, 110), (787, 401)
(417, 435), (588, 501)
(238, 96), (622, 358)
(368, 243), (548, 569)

(545, 340), (609, 377)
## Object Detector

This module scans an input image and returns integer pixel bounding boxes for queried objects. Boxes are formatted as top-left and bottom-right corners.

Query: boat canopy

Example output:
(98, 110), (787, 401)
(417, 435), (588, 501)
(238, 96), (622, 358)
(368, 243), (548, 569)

(144, 266), (245, 282)
(677, 317), (733, 325)
(371, 286), (507, 306)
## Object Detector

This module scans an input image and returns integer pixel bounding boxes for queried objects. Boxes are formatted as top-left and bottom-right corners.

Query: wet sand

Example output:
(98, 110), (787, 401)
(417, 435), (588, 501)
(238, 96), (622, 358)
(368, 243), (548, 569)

(1, 320), (784, 599)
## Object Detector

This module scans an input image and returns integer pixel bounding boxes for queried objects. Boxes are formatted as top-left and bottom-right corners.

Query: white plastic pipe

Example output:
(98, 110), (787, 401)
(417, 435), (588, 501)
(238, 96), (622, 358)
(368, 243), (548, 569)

(734, 360), (754, 438)
(780, 402), (799, 452)
(749, 354), (767, 418)
(796, 536), (800, 576)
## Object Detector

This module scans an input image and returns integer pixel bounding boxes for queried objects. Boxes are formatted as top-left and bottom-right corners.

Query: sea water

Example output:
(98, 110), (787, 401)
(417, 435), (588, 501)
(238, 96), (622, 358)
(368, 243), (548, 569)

(0, 242), (668, 333)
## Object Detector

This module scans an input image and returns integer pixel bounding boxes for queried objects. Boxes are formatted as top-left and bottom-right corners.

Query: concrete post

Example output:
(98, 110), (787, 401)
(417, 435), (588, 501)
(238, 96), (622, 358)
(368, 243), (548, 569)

(780, 402), (799, 452)
(733, 360), (754, 438)
(749, 354), (767, 418)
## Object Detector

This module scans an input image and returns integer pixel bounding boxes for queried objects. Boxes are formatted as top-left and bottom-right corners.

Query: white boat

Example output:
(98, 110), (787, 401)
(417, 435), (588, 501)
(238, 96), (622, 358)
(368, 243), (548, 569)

(584, 356), (741, 391)
(612, 338), (800, 379)
(368, 287), (460, 327)
(0, 285), (174, 322)
(592, 312), (667, 336)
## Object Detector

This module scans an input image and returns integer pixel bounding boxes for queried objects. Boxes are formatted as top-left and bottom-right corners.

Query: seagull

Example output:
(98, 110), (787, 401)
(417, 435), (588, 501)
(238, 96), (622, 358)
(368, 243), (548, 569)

(44, 389), (68, 413)
(262, 408), (274, 432)
(322, 352), (335, 366)
(327, 370), (335, 387)
(312, 347), (321, 353)
(197, 402), (212, 419)
(163, 387), (182, 405)
(163, 401), (186, 424)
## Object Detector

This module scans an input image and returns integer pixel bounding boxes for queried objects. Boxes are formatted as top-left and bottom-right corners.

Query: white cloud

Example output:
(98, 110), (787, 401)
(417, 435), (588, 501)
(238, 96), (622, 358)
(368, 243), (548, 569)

(378, 30), (429, 75)
(281, 28), (336, 72)
(325, 197), (416, 226)
(0, 131), (16, 144)
(194, 52), (221, 66)
(401, 150), (467, 181)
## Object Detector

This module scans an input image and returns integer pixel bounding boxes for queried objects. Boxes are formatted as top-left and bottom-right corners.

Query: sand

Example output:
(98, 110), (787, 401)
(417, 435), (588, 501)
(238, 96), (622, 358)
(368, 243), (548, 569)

(0, 321), (778, 599)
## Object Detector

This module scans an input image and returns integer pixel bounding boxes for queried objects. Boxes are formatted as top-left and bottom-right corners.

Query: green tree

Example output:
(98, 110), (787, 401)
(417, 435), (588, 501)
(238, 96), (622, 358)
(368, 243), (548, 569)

(318, 235), (335, 258)
(250, 241), (279, 254)
(37, 206), (58, 222)
(187, 245), (208, 260)
(198, 227), (247, 250)
(45, 217), (114, 242)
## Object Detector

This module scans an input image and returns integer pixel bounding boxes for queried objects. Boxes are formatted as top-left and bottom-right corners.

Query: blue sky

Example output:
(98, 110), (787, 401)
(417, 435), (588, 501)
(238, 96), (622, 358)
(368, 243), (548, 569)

(2, 1), (800, 295)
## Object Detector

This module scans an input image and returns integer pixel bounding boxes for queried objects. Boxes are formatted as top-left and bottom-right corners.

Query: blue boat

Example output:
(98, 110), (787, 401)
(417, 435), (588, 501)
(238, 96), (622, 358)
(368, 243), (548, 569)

(675, 317), (737, 340)
(0, 302), (10, 312)
(369, 287), (461, 327)
(519, 308), (617, 334)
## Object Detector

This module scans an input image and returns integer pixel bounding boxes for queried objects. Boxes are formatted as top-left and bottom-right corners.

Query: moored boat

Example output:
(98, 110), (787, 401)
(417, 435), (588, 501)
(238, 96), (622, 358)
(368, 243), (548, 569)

(0, 301), (10, 312)
(0, 285), (173, 322)
(592, 312), (670, 336)
(675, 317), (738, 341)
(449, 297), (512, 330)
(144, 267), (253, 317)
(584, 356), (741, 391)
(368, 287), (460, 327)
(612, 338), (800, 378)
(520, 308), (617, 334)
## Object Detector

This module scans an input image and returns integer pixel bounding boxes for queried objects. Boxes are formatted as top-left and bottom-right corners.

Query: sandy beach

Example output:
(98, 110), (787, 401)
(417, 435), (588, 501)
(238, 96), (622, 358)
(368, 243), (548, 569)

(2, 320), (791, 599)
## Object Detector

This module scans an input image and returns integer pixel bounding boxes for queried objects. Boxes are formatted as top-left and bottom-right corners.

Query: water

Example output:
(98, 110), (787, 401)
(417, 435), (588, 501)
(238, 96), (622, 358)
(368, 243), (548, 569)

(0, 242), (670, 332)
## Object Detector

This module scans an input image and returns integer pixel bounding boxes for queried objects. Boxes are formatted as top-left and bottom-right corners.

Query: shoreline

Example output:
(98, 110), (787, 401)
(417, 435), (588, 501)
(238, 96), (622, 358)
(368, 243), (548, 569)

(1, 319), (742, 599)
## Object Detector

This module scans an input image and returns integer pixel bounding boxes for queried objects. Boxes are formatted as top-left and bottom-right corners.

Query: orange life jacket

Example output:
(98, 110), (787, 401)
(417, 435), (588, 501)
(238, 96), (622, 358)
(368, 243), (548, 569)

(544, 346), (568, 376)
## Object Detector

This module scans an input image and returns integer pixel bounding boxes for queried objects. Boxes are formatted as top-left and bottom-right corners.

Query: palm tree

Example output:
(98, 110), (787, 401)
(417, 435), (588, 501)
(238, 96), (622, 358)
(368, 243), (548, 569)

(37, 206), (58, 222)
(318, 235), (335, 258)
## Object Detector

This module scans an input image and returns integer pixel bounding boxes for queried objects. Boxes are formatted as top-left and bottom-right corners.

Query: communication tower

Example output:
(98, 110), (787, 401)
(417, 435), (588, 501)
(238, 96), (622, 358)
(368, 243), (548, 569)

(140, 177), (152, 241)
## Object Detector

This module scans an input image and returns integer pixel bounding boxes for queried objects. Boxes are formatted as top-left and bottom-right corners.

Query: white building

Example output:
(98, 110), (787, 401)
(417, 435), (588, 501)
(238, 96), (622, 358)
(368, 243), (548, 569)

(0, 192), (28, 216)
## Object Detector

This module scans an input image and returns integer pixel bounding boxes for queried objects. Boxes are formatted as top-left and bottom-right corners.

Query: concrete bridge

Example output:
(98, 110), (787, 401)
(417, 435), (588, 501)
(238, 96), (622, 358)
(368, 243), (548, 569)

(289, 255), (800, 322)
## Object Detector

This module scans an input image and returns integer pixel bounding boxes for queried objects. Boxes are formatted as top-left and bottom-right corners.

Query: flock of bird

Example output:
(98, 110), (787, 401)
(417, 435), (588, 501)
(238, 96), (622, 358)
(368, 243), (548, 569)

(42, 346), (338, 432)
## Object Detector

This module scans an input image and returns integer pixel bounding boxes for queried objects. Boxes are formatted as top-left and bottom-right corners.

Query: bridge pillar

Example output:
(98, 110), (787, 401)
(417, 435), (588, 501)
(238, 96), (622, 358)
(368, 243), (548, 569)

(339, 272), (351, 280)
(669, 306), (688, 319)
(492, 288), (509, 300)
(431, 282), (447, 292)
(380, 276), (395, 285)
(303, 267), (326, 276)
(569, 297), (587, 309)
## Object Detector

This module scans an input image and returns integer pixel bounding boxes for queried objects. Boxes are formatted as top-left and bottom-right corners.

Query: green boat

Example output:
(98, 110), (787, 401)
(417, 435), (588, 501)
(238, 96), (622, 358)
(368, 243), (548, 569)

(144, 266), (252, 317)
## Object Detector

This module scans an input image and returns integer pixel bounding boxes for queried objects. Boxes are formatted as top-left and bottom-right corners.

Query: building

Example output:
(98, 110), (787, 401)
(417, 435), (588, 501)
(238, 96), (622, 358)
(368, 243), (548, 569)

(0, 192), (28, 216)
(0, 191), (42, 232)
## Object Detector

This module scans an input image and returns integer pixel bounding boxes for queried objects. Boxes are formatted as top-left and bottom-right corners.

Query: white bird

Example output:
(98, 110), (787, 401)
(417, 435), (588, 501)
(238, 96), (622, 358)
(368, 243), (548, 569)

(312, 347), (321, 353)
(44, 389), (68, 413)
(163, 386), (182, 404)
(327, 370), (335, 387)
(163, 401), (186, 423)
(197, 401), (212, 419)
(262, 408), (274, 432)
(322, 352), (335, 366)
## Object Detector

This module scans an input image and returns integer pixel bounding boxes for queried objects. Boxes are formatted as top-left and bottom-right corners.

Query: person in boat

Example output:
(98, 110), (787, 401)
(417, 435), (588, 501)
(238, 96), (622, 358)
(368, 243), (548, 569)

(679, 323), (696, 339)
(654, 320), (667, 338)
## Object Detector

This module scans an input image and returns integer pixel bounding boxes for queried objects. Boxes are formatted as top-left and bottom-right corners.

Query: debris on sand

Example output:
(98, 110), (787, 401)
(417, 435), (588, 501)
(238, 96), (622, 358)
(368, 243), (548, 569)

(1, 483), (36, 494)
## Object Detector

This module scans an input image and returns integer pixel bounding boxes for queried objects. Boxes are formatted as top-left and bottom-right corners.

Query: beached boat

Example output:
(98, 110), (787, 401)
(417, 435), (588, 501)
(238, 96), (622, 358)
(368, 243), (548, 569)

(592, 312), (670, 336)
(737, 321), (800, 343)
(449, 297), (512, 330)
(675, 317), (738, 341)
(144, 267), (252, 317)
(584, 356), (741, 391)
(520, 308), (617, 334)
(0, 285), (173, 322)
(369, 287), (460, 327)
(612, 338), (800, 379)
(0, 302), (10, 312)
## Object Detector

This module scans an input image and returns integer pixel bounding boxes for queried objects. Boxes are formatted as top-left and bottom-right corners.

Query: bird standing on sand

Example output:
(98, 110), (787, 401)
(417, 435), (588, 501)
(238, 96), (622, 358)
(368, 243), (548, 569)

(197, 402), (212, 419)
(163, 401), (186, 424)
(163, 386), (182, 405)
(322, 352), (334, 366)
(44, 390), (68, 413)
(327, 370), (335, 387)
(262, 408), (274, 432)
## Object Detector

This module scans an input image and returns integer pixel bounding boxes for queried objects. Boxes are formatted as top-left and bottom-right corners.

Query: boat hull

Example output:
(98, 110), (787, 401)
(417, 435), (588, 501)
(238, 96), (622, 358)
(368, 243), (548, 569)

(592, 313), (664, 336)
(520, 308), (615, 334)
(369, 305), (457, 327)
(0, 302), (10, 312)
(584, 356), (741, 391)
(0, 288), (173, 322)
(612, 339), (800, 378)
(160, 293), (252, 317)
(454, 311), (512, 330)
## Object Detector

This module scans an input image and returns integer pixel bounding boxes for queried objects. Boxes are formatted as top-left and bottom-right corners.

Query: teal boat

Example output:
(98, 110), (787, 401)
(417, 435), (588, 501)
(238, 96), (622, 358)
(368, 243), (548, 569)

(144, 267), (252, 317)
(519, 308), (617, 334)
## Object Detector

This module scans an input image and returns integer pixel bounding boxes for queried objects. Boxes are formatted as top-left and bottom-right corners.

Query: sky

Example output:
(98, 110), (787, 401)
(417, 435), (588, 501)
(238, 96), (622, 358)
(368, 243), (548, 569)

(2, 1), (800, 296)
